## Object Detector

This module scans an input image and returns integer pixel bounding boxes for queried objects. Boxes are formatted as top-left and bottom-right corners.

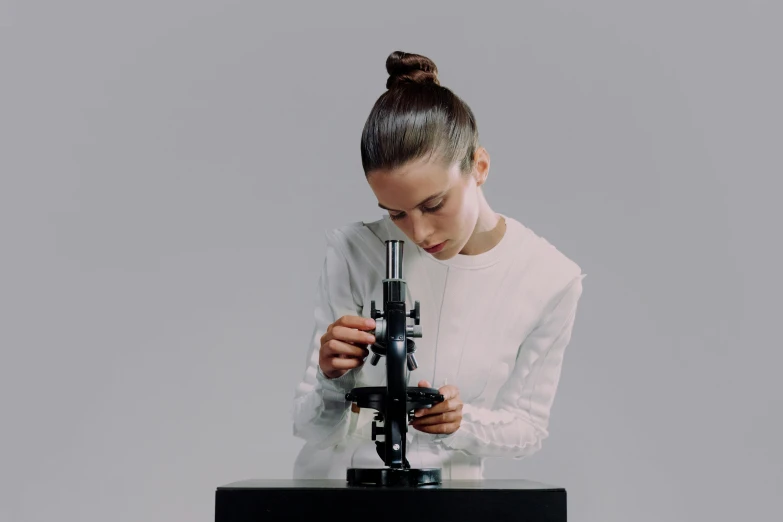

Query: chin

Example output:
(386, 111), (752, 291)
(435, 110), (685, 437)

(429, 244), (455, 259)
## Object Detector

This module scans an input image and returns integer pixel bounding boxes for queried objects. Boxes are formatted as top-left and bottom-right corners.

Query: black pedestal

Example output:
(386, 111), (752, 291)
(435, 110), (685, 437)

(215, 479), (566, 521)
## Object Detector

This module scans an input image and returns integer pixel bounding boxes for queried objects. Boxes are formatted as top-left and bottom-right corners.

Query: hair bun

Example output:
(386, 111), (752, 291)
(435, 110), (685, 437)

(385, 51), (440, 89)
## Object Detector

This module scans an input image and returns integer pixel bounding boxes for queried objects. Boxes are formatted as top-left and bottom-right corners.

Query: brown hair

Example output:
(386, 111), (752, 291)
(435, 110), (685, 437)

(360, 51), (480, 176)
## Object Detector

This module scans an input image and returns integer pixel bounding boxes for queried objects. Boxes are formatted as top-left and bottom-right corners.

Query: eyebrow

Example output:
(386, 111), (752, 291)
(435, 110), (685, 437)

(377, 190), (447, 212)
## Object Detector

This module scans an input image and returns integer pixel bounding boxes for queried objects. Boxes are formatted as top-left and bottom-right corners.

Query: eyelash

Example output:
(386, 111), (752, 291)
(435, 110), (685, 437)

(389, 200), (445, 221)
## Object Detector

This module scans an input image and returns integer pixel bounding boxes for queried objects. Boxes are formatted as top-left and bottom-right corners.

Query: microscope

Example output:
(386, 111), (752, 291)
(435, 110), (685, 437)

(214, 239), (569, 519)
(345, 240), (445, 487)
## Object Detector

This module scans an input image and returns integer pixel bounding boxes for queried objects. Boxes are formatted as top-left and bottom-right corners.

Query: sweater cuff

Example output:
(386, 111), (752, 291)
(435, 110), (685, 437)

(316, 365), (356, 401)
(434, 429), (469, 451)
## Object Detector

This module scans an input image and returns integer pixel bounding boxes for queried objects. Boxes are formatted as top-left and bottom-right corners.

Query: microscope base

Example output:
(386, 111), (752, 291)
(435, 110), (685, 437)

(346, 467), (441, 487)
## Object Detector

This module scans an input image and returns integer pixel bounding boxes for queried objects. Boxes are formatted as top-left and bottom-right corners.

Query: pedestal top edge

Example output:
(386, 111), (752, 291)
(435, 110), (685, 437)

(216, 479), (565, 491)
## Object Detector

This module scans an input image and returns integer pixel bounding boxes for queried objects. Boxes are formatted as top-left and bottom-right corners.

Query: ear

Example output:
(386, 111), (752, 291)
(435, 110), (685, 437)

(473, 147), (490, 186)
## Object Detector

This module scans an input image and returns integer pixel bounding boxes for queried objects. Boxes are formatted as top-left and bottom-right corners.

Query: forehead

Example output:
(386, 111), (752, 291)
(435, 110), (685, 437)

(368, 158), (460, 208)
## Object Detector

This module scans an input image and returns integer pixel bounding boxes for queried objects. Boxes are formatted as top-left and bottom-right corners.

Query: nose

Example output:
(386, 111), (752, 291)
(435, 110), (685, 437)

(408, 214), (434, 245)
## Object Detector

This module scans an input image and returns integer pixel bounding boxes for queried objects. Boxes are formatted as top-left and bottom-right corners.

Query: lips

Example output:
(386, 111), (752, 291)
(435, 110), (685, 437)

(423, 241), (446, 253)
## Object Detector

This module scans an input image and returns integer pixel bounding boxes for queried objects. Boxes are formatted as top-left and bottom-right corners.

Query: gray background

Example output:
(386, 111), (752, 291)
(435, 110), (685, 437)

(2, 1), (781, 521)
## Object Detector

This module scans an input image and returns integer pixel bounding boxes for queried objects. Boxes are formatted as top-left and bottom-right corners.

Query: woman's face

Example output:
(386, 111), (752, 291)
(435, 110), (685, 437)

(366, 154), (484, 260)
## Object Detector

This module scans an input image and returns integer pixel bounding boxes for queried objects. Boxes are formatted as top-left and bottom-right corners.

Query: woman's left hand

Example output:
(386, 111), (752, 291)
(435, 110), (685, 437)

(409, 379), (463, 435)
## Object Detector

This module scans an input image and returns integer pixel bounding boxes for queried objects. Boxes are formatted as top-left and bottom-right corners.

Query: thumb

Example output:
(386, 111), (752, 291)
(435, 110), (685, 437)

(418, 379), (431, 388)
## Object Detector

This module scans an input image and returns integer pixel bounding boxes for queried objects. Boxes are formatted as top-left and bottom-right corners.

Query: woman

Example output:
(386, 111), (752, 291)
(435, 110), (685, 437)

(291, 51), (586, 480)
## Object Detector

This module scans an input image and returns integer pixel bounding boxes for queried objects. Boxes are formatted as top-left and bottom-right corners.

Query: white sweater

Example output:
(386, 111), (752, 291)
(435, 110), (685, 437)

(291, 213), (586, 479)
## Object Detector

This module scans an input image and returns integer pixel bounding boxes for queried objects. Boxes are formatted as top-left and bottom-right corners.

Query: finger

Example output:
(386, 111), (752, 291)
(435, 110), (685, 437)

(335, 315), (376, 332)
(414, 399), (461, 418)
(324, 338), (369, 358)
(438, 385), (460, 401)
(331, 325), (376, 346)
(330, 356), (366, 370)
(410, 411), (461, 427)
(410, 386), (458, 418)
(413, 386), (459, 416)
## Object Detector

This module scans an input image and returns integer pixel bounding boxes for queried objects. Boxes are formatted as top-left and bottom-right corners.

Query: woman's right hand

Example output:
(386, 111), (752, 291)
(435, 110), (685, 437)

(319, 315), (376, 379)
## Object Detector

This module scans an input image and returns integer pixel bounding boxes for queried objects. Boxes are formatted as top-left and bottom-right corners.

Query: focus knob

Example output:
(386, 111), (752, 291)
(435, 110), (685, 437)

(406, 325), (422, 338)
(409, 301), (421, 325)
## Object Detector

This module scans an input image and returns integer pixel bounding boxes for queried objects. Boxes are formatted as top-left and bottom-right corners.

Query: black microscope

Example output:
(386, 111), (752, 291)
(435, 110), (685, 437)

(345, 240), (445, 487)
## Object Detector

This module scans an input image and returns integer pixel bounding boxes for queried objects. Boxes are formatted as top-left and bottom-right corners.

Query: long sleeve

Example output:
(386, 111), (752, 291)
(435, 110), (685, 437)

(436, 273), (586, 459)
(291, 229), (364, 449)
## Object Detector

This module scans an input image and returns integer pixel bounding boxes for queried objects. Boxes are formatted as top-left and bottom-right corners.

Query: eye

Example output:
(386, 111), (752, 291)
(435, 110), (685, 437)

(388, 200), (445, 221)
(424, 200), (445, 212)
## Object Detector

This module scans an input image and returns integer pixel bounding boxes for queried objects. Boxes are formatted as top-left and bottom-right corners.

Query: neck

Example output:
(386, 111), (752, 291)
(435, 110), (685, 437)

(459, 189), (506, 255)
